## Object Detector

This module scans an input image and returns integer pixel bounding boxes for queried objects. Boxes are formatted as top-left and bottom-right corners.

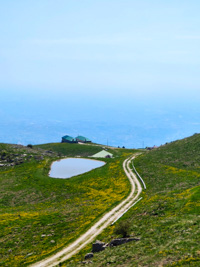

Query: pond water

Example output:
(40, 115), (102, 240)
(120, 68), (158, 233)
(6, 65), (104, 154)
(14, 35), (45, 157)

(49, 158), (105, 178)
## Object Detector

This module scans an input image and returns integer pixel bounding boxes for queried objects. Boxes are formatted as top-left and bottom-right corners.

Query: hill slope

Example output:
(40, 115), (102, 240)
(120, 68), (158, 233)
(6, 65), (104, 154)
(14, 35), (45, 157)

(70, 134), (200, 266)
(34, 142), (103, 158)
(0, 142), (136, 266)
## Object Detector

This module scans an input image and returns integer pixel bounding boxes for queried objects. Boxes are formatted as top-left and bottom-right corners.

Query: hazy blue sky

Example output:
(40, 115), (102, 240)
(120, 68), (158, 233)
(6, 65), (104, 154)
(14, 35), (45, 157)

(1, 0), (200, 98)
(1, 1), (200, 147)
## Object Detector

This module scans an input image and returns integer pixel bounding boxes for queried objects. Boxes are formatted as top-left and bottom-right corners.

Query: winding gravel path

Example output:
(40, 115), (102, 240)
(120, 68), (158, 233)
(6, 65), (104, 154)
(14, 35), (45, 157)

(30, 154), (143, 267)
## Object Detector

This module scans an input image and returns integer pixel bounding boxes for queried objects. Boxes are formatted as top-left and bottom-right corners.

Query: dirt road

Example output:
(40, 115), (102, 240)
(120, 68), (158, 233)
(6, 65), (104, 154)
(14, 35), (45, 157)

(30, 154), (143, 267)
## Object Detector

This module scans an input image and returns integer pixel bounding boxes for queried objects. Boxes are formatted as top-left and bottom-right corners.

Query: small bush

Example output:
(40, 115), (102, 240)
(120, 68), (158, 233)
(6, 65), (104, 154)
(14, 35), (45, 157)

(27, 144), (33, 149)
(114, 220), (131, 238)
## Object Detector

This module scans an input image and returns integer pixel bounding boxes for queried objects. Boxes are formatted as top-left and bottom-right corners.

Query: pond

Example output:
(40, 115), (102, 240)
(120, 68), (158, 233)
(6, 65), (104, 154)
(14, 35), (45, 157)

(49, 158), (105, 178)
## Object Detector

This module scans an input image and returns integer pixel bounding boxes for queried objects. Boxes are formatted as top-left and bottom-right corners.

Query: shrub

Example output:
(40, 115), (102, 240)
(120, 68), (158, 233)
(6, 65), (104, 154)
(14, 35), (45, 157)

(114, 220), (131, 238)
(27, 144), (33, 149)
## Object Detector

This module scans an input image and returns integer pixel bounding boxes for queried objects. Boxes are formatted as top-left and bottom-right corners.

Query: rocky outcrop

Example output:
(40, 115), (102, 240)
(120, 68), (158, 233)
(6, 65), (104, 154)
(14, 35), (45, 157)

(92, 240), (107, 253)
(109, 237), (140, 247)
(84, 238), (140, 262)
(84, 253), (93, 260)
(0, 144), (59, 168)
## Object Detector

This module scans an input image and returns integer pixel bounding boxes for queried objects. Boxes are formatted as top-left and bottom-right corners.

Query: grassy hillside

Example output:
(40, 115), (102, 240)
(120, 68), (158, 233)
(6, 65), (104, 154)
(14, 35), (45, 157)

(35, 142), (129, 158)
(0, 142), (136, 266)
(68, 134), (200, 266)
(35, 142), (104, 157)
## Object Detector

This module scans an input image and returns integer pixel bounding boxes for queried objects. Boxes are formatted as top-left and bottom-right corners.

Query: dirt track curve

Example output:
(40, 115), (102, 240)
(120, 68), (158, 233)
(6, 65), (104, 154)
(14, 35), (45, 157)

(30, 154), (143, 267)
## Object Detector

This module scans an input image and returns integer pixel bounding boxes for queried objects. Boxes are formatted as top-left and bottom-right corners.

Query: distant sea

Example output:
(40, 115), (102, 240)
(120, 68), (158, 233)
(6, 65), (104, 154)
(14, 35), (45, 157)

(1, 89), (200, 148)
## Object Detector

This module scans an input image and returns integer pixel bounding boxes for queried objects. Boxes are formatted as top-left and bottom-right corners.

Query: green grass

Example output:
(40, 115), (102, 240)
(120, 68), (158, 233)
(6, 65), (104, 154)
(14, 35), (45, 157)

(0, 142), (136, 266)
(66, 134), (200, 267)
(34, 142), (104, 157)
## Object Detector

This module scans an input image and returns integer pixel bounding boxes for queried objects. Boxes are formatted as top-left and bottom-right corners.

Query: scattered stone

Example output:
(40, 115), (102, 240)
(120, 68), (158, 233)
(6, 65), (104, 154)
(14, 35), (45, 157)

(46, 150), (53, 153)
(84, 253), (93, 260)
(50, 240), (55, 243)
(34, 155), (44, 161)
(92, 240), (106, 253)
(25, 252), (33, 258)
(109, 238), (140, 247)
(41, 234), (46, 237)
(80, 237), (141, 263)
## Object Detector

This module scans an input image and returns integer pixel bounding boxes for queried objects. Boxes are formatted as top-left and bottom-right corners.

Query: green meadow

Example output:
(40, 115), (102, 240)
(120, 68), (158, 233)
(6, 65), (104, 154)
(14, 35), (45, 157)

(67, 134), (200, 267)
(0, 142), (136, 266)
(1, 135), (200, 267)
(34, 142), (103, 157)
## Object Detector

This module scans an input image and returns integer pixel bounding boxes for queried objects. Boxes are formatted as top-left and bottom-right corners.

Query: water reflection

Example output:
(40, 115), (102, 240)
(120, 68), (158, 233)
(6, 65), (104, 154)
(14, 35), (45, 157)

(49, 158), (105, 178)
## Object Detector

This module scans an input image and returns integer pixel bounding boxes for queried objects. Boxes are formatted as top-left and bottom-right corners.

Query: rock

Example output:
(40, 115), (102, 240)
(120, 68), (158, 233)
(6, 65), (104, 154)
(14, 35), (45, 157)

(41, 234), (46, 237)
(109, 238), (140, 247)
(50, 240), (55, 243)
(46, 150), (53, 153)
(34, 155), (44, 161)
(92, 240), (106, 253)
(25, 252), (33, 258)
(84, 253), (93, 260)
(8, 249), (12, 253)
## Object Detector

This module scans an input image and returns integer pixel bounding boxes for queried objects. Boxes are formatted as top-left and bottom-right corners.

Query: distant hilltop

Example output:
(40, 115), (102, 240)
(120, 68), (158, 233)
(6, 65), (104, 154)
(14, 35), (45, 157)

(61, 135), (92, 144)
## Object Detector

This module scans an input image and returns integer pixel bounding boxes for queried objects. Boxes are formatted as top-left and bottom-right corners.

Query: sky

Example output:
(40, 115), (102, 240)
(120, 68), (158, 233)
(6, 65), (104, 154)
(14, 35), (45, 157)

(1, 0), (200, 95)
(0, 1), (200, 147)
